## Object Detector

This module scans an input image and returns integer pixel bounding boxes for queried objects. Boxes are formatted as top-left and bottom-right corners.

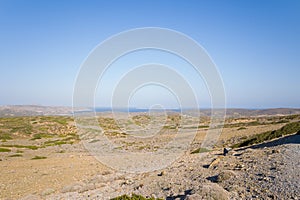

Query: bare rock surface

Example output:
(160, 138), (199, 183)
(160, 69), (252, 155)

(29, 135), (298, 200)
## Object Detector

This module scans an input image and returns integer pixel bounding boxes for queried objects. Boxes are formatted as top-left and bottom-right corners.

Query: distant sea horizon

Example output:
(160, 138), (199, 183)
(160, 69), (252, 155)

(94, 107), (183, 113)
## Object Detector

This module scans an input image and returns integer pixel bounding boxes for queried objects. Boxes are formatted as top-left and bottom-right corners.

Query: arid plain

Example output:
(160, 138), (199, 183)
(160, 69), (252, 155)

(0, 106), (300, 199)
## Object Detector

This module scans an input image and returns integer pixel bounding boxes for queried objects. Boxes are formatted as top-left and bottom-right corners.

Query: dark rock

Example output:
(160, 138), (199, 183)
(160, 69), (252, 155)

(157, 171), (165, 176)
(217, 170), (236, 182)
(223, 148), (232, 156)
(271, 149), (280, 154)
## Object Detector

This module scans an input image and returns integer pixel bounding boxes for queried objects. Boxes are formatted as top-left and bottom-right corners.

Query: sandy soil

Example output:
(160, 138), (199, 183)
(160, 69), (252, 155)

(0, 143), (109, 199)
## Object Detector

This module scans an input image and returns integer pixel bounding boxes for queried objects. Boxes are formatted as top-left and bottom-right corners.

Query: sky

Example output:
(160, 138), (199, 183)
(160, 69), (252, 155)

(0, 0), (299, 108)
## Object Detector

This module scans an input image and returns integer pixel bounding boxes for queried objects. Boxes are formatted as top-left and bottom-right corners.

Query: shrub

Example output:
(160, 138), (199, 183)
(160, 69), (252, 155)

(1, 144), (39, 150)
(232, 121), (300, 148)
(191, 147), (210, 154)
(31, 156), (47, 160)
(9, 154), (23, 157)
(0, 133), (12, 140)
(0, 147), (11, 152)
(31, 133), (54, 140)
(111, 194), (163, 200)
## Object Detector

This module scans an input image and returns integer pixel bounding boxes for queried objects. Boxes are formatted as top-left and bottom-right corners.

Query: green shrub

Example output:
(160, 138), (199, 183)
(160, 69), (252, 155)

(9, 154), (23, 157)
(43, 136), (78, 146)
(232, 121), (300, 148)
(0, 133), (12, 140)
(198, 125), (209, 128)
(225, 121), (262, 128)
(31, 156), (47, 160)
(191, 147), (211, 154)
(274, 120), (289, 124)
(111, 194), (163, 200)
(1, 144), (39, 150)
(31, 133), (54, 140)
(0, 147), (11, 152)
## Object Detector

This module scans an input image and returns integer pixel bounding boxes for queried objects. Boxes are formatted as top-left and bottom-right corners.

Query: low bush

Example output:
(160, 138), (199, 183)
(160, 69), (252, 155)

(31, 156), (47, 160)
(191, 147), (211, 154)
(0, 147), (11, 152)
(232, 121), (300, 148)
(111, 194), (163, 200)
(9, 154), (23, 157)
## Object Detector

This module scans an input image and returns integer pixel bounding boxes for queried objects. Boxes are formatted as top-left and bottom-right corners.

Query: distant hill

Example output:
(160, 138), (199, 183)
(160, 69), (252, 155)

(225, 108), (300, 117)
(183, 108), (300, 118)
(0, 105), (300, 117)
(0, 105), (74, 117)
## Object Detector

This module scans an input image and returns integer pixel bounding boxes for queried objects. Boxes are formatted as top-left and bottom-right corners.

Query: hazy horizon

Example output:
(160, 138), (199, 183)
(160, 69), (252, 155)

(1, 104), (300, 110)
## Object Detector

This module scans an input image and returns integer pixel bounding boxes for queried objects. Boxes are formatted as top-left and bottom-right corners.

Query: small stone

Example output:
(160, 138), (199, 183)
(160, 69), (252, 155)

(123, 179), (134, 185)
(234, 164), (244, 170)
(134, 183), (143, 190)
(271, 149), (280, 154)
(200, 183), (229, 200)
(223, 147), (232, 156)
(209, 157), (222, 169)
(21, 194), (40, 200)
(185, 194), (200, 200)
(157, 171), (165, 176)
(41, 188), (55, 196)
(216, 170), (236, 182)
(61, 183), (83, 193)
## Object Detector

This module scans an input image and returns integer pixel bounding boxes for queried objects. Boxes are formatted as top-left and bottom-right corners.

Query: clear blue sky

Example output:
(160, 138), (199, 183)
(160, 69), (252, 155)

(0, 0), (299, 108)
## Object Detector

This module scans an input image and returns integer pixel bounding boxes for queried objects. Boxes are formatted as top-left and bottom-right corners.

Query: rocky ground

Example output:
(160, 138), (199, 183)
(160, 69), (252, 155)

(0, 113), (299, 200)
(1, 134), (295, 200)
